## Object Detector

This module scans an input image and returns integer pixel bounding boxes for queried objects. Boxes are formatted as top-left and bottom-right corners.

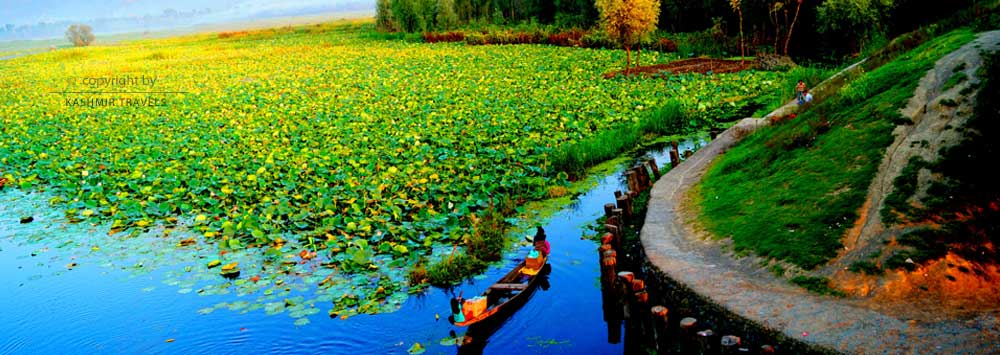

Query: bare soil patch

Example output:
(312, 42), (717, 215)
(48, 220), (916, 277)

(603, 58), (752, 78)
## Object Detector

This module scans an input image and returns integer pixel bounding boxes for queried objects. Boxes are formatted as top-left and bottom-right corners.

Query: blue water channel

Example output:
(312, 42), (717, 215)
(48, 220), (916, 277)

(0, 140), (703, 355)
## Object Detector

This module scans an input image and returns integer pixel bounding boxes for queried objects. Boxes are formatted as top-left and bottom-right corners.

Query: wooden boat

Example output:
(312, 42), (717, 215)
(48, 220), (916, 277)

(452, 255), (549, 327)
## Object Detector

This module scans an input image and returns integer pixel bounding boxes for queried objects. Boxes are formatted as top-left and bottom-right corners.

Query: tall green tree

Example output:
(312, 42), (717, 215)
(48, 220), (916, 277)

(816, 0), (892, 53)
(392, 0), (419, 32)
(376, 0), (395, 32)
(436, 0), (460, 30)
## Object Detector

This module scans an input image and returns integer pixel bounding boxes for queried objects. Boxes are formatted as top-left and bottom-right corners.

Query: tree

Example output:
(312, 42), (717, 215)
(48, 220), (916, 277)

(414, 0), (439, 31)
(392, 0), (419, 32)
(816, 0), (892, 54)
(596, 0), (661, 74)
(436, 0), (460, 30)
(783, 0), (803, 56)
(65, 24), (93, 46)
(65, 24), (95, 47)
(729, 0), (744, 63)
(376, 0), (395, 32)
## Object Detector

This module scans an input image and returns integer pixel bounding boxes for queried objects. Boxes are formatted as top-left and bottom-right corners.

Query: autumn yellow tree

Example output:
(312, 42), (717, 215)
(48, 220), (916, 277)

(596, 0), (660, 74)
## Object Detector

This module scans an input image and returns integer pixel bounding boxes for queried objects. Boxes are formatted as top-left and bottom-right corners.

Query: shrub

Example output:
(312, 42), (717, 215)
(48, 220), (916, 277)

(465, 208), (506, 262)
(653, 38), (678, 52)
(848, 260), (883, 275)
(423, 31), (465, 43)
(218, 31), (248, 39)
(426, 252), (487, 285)
(548, 29), (586, 47)
(790, 276), (845, 296)
(464, 32), (488, 45)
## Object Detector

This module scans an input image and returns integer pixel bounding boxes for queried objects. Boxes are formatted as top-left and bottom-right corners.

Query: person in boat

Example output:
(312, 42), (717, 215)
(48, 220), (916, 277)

(533, 226), (550, 257)
(451, 294), (465, 323)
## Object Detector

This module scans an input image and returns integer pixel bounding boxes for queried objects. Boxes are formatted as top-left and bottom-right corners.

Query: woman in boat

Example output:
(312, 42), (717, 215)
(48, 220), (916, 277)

(451, 294), (465, 324)
(533, 226), (550, 257)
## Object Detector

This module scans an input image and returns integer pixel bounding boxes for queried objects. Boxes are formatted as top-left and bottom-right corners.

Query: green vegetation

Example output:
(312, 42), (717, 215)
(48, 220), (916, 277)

(942, 71), (968, 91)
(848, 260), (883, 275)
(418, 201), (509, 286)
(790, 276), (846, 296)
(883, 48), (1000, 270)
(426, 252), (488, 285)
(550, 101), (687, 178)
(882, 157), (929, 224)
(697, 29), (976, 270)
(0, 18), (801, 307)
(377, 0), (990, 63)
(751, 66), (838, 116)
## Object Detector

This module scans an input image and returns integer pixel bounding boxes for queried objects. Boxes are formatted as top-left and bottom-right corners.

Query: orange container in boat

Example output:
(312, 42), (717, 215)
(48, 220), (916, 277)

(526, 255), (544, 269)
(464, 297), (487, 318)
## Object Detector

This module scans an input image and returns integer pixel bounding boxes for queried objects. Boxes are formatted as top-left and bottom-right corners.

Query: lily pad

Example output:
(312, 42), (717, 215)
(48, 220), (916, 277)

(407, 342), (426, 355)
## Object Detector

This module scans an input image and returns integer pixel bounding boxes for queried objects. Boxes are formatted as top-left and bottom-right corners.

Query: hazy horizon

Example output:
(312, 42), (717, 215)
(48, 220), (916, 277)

(0, 0), (374, 41)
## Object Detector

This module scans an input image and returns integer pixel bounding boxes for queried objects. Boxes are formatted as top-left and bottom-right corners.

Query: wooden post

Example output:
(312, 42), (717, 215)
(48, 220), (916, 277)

(601, 287), (624, 344)
(599, 243), (614, 263)
(614, 190), (623, 198)
(683, 150), (693, 159)
(710, 127), (723, 139)
(617, 271), (635, 284)
(600, 235), (615, 248)
(696, 329), (716, 355)
(625, 170), (638, 195)
(606, 215), (620, 230)
(679, 317), (698, 333)
(616, 271), (634, 320)
(648, 158), (661, 180)
(641, 165), (652, 188)
(601, 256), (617, 286)
(669, 149), (681, 168)
(605, 224), (620, 248)
(651, 305), (669, 352)
(630, 278), (645, 293)
(680, 317), (699, 354)
(635, 166), (649, 191)
(617, 194), (632, 219)
(604, 203), (616, 217)
(721, 335), (741, 355)
(611, 209), (624, 229)
(629, 167), (642, 192)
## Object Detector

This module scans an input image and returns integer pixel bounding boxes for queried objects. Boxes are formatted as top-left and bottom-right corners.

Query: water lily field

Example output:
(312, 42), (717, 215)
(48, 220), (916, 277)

(0, 21), (789, 323)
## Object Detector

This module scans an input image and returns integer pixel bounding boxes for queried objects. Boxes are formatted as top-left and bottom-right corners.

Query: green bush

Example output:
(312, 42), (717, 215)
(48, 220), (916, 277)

(790, 276), (845, 296)
(848, 260), (883, 275)
(426, 252), (487, 285)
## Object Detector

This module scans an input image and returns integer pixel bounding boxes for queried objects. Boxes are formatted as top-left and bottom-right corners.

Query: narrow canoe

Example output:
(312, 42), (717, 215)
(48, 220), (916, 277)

(453, 255), (548, 327)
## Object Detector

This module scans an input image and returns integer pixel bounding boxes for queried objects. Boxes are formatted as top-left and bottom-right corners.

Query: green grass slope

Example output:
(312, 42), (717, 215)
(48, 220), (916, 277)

(695, 28), (976, 270)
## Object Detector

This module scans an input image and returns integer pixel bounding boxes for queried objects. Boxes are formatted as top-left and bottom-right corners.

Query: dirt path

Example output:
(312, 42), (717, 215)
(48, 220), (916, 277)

(640, 31), (1000, 354)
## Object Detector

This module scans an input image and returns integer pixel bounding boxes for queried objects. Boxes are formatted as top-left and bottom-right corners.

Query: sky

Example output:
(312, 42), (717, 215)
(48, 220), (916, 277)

(0, 0), (369, 26)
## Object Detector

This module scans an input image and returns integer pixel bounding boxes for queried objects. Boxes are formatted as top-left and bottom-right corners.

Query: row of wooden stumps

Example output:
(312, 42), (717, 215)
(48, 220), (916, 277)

(597, 155), (777, 354)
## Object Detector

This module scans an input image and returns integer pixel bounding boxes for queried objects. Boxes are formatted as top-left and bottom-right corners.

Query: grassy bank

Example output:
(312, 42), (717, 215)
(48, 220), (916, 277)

(695, 28), (976, 270)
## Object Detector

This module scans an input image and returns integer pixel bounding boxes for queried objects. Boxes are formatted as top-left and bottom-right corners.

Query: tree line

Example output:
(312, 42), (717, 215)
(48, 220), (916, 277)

(377, 0), (985, 60)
